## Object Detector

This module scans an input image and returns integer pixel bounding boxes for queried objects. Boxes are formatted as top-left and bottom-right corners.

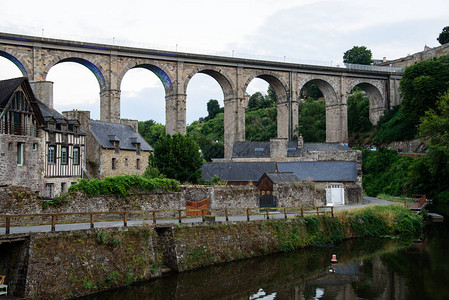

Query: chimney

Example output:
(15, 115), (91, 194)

(298, 135), (304, 149)
(30, 81), (54, 108)
(120, 119), (138, 132)
(62, 110), (91, 133)
(270, 138), (288, 161)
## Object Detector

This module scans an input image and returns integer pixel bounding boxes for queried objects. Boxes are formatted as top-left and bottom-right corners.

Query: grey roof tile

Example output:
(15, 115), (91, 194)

(201, 162), (276, 181)
(90, 120), (153, 151)
(277, 161), (357, 182)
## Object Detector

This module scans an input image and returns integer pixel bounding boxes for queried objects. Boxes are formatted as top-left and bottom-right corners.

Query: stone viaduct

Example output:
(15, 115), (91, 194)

(0, 32), (403, 157)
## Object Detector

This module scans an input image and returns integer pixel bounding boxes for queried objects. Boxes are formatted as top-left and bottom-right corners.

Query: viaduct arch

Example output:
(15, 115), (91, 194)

(0, 32), (403, 158)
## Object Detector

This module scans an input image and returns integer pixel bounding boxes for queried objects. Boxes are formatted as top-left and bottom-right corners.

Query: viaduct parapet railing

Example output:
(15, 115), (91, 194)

(0, 206), (334, 235)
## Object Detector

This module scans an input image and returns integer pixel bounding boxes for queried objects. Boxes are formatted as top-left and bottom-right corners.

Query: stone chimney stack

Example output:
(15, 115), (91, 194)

(30, 81), (54, 108)
(270, 138), (288, 161)
(62, 110), (91, 133)
(120, 119), (139, 132)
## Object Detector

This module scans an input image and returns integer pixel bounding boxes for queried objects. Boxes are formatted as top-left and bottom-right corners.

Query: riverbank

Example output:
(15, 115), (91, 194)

(6, 204), (422, 299)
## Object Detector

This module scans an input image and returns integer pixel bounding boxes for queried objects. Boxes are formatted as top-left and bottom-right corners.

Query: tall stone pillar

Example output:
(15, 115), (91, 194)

(291, 99), (299, 139)
(100, 89), (121, 123)
(277, 101), (289, 139)
(326, 102), (348, 143)
(224, 98), (245, 158)
(165, 94), (186, 135)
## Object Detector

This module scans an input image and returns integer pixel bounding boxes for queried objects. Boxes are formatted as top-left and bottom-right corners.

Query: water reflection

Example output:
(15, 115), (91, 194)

(84, 223), (449, 300)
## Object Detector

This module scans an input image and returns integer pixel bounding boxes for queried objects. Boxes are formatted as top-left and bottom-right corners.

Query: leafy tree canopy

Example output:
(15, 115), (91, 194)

(296, 98), (326, 142)
(206, 99), (222, 120)
(153, 133), (203, 183)
(138, 120), (166, 147)
(348, 90), (373, 134)
(437, 26), (449, 45)
(343, 46), (372, 65)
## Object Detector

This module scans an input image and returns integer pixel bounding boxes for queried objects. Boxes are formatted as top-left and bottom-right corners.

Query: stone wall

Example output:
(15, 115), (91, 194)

(274, 182), (326, 208)
(24, 226), (161, 299)
(99, 148), (150, 179)
(0, 135), (43, 193)
(377, 43), (449, 68)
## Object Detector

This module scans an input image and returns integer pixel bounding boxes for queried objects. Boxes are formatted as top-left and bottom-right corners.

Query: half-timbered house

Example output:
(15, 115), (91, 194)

(37, 100), (86, 198)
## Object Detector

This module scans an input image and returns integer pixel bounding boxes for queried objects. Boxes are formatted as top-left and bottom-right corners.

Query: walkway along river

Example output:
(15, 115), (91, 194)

(0, 203), (423, 299)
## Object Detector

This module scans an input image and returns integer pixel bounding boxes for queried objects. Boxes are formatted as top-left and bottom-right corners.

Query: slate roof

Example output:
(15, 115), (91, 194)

(201, 161), (357, 182)
(257, 172), (300, 185)
(0, 77), (44, 124)
(201, 162), (276, 181)
(37, 99), (65, 120)
(232, 141), (353, 158)
(277, 161), (357, 182)
(90, 120), (153, 151)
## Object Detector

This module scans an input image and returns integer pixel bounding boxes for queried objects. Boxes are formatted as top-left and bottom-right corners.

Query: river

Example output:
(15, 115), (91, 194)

(82, 221), (449, 300)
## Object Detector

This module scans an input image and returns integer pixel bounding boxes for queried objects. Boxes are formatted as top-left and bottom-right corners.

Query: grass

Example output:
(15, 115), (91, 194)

(376, 193), (412, 204)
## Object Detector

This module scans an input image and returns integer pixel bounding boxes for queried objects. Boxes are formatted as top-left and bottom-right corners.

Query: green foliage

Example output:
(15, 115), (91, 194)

(362, 149), (417, 197)
(188, 112), (224, 161)
(347, 90), (373, 133)
(437, 26), (449, 45)
(247, 91), (275, 110)
(296, 98), (326, 142)
(153, 133), (203, 183)
(343, 46), (373, 65)
(205, 99), (222, 120)
(300, 82), (323, 100)
(374, 106), (417, 143)
(42, 192), (71, 209)
(399, 55), (449, 130)
(69, 175), (180, 197)
(96, 229), (122, 247)
(138, 120), (165, 146)
(245, 108), (277, 141)
(201, 175), (227, 185)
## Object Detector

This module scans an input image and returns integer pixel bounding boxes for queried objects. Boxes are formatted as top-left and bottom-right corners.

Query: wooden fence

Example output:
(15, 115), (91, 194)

(0, 206), (334, 235)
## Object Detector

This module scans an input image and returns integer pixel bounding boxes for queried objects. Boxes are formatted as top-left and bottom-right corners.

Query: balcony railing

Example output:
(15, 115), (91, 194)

(0, 121), (39, 137)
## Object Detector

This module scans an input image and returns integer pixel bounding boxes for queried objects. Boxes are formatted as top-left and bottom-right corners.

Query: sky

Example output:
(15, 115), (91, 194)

(0, 0), (448, 124)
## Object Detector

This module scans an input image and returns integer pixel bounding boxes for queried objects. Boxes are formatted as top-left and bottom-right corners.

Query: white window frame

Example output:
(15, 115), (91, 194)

(17, 142), (24, 166)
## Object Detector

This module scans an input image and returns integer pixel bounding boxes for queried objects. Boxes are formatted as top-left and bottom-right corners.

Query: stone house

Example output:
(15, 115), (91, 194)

(0, 77), (45, 192)
(0, 77), (87, 197)
(201, 137), (363, 206)
(63, 110), (153, 179)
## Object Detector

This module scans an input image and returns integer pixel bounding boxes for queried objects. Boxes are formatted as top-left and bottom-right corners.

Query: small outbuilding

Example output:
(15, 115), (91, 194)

(256, 172), (300, 208)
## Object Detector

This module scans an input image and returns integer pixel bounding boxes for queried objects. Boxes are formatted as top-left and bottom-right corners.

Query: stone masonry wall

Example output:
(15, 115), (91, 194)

(0, 135), (43, 193)
(274, 182), (326, 208)
(99, 148), (149, 179)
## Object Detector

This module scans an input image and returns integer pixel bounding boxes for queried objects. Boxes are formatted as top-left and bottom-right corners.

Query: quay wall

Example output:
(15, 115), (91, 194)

(2, 204), (422, 299)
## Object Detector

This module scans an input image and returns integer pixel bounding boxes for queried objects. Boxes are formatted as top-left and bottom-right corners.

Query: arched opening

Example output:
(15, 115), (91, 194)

(298, 81), (326, 142)
(299, 79), (340, 143)
(186, 72), (226, 161)
(46, 61), (101, 119)
(244, 78), (277, 141)
(347, 83), (383, 146)
(0, 55), (25, 80)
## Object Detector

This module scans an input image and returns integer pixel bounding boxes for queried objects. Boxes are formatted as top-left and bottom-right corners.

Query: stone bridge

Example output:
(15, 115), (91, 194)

(0, 32), (402, 157)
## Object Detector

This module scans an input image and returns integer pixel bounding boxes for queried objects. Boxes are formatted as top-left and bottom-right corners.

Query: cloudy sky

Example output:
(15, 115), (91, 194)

(0, 0), (448, 123)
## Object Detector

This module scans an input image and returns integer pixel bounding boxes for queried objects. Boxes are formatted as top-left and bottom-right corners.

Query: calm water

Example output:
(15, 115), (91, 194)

(83, 222), (449, 300)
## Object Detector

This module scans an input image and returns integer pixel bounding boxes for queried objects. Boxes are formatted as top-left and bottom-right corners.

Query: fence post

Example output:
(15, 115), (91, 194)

(266, 208), (270, 220)
(301, 208), (304, 218)
(247, 208), (250, 221)
(178, 210), (182, 223)
(316, 207), (319, 215)
(331, 207), (334, 217)
(225, 209), (229, 222)
(202, 209), (205, 222)
(90, 214), (94, 229)
(284, 208), (287, 219)
(152, 211), (156, 224)
(51, 215), (56, 231)
(123, 212), (128, 227)
(5, 216), (10, 235)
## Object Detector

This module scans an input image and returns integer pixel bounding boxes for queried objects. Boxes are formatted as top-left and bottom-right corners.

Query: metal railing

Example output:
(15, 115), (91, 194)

(0, 121), (38, 137)
(0, 206), (334, 235)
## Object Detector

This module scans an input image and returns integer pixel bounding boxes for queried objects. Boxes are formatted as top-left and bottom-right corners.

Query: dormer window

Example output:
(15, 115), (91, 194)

(73, 125), (79, 133)
(114, 141), (120, 154)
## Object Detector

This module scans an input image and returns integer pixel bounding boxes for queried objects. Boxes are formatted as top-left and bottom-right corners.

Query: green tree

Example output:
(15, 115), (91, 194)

(153, 133), (203, 183)
(206, 99), (221, 120)
(187, 113), (224, 161)
(138, 120), (166, 146)
(347, 89), (373, 133)
(267, 85), (278, 104)
(343, 46), (372, 65)
(437, 26), (449, 45)
(301, 82), (323, 100)
(296, 98), (326, 142)
(245, 108), (277, 141)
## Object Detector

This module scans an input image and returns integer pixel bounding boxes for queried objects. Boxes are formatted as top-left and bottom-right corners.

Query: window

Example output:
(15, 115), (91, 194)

(48, 145), (56, 164)
(136, 158), (141, 170)
(73, 147), (80, 165)
(17, 142), (24, 166)
(61, 182), (66, 193)
(33, 143), (38, 150)
(114, 141), (120, 154)
(45, 183), (54, 198)
(61, 146), (68, 165)
(125, 157), (128, 167)
(112, 158), (116, 170)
